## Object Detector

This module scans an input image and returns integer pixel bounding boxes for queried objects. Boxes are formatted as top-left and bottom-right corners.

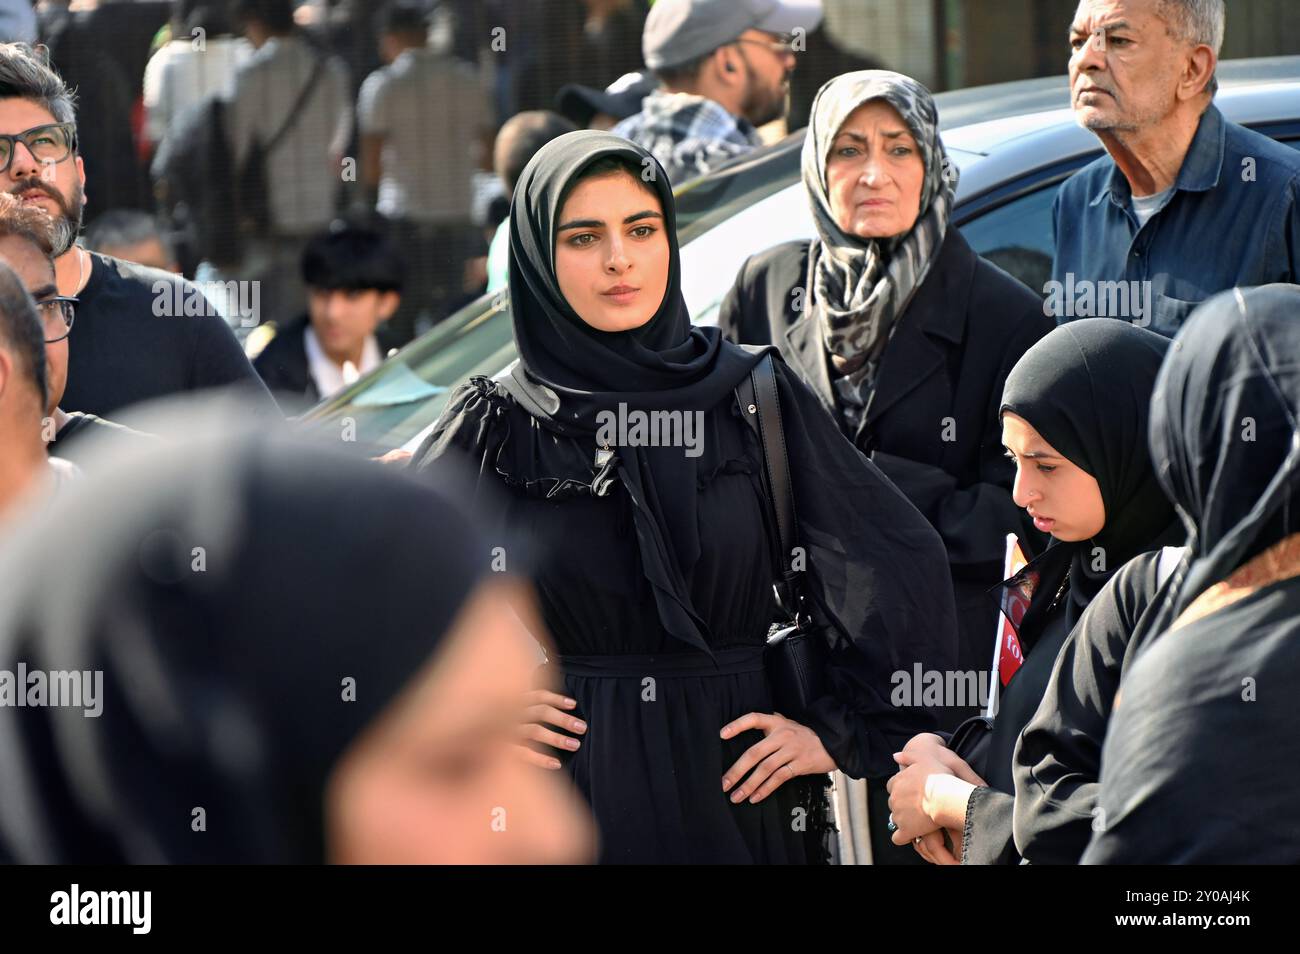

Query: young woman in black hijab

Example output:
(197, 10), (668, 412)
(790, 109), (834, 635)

(886, 318), (1180, 865)
(1084, 285), (1300, 864)
(0, 421), (595, 864)
(412, 130), (958, 864)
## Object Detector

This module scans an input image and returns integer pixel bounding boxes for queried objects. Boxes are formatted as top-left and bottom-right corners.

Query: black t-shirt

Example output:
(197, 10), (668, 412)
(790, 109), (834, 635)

(62, 253), (278, 418)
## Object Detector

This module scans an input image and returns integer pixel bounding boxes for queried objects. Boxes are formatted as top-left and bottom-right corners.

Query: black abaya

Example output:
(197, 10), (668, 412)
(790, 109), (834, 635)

(954, 319), (1179, 865)
(1083, 285), (1300, 864)
(419, 363), (958, 863)
(1010, 546), (1183, 864)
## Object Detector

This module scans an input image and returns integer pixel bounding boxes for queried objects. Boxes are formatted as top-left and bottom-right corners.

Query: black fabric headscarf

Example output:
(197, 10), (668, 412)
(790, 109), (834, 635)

(504, 129), (766, 654)
(0, 418), (491, 863)
(999, 319), (1179, 621)
(1149, 284), (1300, 621)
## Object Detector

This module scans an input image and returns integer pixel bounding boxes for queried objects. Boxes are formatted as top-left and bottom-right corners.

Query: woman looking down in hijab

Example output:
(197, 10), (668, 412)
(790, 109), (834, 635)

(0, 423), (595, 864)
(412, 130), (958, 864)
(886, 319), (1181, 865)
(719, 72), (1053, 743)
(1084, 285), (1300, 864)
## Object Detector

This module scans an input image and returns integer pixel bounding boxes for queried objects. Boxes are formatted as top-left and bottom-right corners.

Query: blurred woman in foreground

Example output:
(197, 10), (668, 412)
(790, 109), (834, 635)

(0, 420), (594, 864)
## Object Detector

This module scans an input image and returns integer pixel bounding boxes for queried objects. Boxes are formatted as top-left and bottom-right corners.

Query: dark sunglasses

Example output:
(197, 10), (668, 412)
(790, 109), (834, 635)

(0, 123), (78, 177)
(37, 295), (77, 343)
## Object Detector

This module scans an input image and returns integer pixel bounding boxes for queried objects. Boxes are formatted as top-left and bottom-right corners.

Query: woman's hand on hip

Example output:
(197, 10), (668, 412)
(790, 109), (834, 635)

(515, 689), (587, 770)
(719, 712), (836, 805)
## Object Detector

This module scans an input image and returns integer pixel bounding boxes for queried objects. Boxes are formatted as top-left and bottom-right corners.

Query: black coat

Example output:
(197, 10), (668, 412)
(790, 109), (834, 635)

(719, 228), (1053, 721)
(252, 315), (319, 416)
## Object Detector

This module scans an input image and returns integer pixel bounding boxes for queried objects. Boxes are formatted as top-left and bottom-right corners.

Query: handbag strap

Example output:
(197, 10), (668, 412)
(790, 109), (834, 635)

(264, 54), (328, 155)
(735, 351), (806, 621)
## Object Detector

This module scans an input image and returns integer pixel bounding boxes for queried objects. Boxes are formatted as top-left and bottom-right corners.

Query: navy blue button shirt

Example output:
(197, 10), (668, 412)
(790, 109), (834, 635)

(1051, 104), (1300, 335)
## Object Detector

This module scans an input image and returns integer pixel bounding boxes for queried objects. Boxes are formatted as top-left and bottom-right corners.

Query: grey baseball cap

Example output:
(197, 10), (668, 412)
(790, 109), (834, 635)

(643, 0), (824, 71)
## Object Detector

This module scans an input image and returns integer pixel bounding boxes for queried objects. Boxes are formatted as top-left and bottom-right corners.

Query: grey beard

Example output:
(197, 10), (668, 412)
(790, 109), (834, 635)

(51, 211), (80, 256)
(47, 181), (84, 256)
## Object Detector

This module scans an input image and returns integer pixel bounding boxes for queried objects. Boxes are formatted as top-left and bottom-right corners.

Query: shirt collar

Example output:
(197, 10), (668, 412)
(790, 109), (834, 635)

(1090, 103), (1227, 208)
(643, 89), (759, 141)
(304, 327), (381, 399)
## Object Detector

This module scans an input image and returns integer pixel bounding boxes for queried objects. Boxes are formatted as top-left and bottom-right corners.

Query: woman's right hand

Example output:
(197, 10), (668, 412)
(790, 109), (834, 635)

(899, 731), (978, 780)
(515, 689), (587, 770)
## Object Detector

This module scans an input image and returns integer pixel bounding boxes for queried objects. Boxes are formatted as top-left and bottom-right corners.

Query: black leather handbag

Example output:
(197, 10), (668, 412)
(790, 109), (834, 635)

(735, 352), (830, 719)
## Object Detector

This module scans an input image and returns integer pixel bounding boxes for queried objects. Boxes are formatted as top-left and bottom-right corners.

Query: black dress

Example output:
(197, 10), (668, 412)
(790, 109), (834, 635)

(423, 376), (831, 863)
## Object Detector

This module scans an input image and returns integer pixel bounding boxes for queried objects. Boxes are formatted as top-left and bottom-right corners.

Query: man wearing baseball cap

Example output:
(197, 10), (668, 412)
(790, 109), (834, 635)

(612, 0), (823, 187)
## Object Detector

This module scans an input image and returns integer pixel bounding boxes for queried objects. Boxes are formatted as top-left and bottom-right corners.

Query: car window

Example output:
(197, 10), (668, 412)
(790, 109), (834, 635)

(958, 182), (1059, 296)
(683, 184), (813, 325)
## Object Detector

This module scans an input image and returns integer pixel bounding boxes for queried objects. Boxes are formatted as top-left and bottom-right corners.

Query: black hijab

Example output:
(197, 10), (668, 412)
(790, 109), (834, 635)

(503, 130), (766, 654)
(0, 419), (491, 863)
(1149, 284), (1300, 620)
(1000, 319), (1178, 618)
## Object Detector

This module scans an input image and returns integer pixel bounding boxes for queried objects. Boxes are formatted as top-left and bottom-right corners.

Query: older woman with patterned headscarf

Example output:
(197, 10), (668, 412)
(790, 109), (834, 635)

(719, 71), (1054, 860)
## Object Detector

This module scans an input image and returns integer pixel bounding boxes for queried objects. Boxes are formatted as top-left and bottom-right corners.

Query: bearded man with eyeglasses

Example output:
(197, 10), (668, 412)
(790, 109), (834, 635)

(612, 0), (823, 187)
(0, 43), (275, 420)
(0, 191), (149, 469)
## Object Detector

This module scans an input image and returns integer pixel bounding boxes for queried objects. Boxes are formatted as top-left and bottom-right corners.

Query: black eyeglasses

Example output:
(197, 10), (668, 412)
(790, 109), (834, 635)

(0, 122), (78, 177)
(37, 295), (77, 343)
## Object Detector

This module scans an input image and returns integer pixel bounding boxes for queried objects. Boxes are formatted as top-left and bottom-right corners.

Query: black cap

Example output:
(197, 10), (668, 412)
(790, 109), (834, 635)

(555, 72), (658, 128)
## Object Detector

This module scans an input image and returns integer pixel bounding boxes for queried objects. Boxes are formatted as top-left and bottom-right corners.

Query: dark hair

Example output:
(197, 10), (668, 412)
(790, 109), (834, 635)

(493, 111), (579, 195)
(378, 0), (429, 39)
(0, 43), (77, 126)
(301, 224), (405, 294)
(0, 258), (47, 411)
(654, 51), (712, 88)
(485, 193), (510, 230)
(0, 191), (56, 259)
(175, 2), (237, 37)
(230, 0), (296, 34)
(82, 210), (173, 261)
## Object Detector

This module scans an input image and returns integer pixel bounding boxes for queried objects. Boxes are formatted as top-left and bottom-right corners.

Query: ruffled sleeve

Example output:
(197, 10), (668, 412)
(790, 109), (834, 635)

(411, 376), (601, 502)
(410, 377), (508, 484)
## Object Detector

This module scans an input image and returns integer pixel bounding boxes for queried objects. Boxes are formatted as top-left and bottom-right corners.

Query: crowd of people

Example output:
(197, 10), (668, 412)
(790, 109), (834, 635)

(0, 0), (1297, 866)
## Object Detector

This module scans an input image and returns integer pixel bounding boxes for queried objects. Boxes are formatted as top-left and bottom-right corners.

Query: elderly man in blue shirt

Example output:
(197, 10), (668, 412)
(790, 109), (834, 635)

(1050, 0), (1300, 335)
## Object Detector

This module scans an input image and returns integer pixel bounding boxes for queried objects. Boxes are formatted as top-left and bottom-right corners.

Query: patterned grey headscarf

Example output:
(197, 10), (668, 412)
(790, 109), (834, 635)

(801, 71), (957, 427)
